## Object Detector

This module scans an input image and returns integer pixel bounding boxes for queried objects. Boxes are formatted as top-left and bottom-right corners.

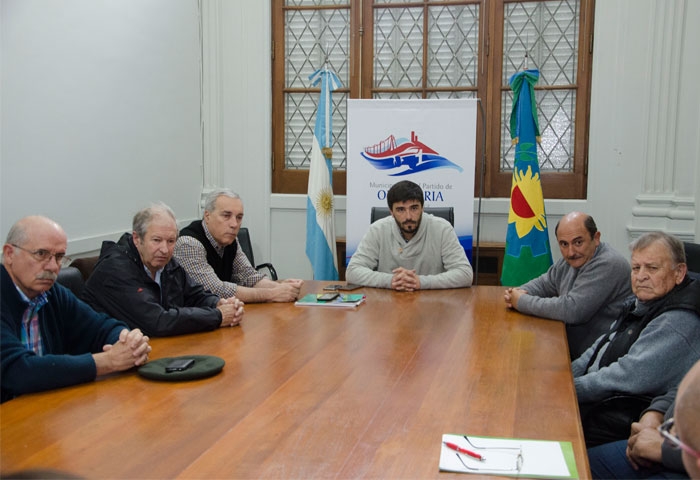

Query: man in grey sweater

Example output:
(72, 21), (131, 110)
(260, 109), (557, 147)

(504, 212), (632, 359)
(346, 180), (472, 290)
(574, 232), (700, 447)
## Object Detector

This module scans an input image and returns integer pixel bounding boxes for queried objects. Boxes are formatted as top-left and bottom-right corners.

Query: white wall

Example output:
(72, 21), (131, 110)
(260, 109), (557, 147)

(1, 0), (202, 253)
(2, 0), (698, 281)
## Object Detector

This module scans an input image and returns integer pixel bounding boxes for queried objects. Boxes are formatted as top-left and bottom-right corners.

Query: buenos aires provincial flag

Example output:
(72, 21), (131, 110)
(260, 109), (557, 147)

(305, 67), (341, 280)
(500, 69), (553, 286)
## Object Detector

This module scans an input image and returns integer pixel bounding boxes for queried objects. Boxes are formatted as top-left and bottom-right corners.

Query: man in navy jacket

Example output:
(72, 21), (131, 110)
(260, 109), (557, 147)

(1, 216), (151, 403)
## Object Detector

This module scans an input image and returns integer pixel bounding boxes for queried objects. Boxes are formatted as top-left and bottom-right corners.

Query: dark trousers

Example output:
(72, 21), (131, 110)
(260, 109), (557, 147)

(588, 440), (688, 480)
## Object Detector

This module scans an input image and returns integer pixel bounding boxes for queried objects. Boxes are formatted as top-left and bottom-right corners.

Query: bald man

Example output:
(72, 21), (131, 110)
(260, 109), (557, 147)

(504, 212), (632, 358)
(1, 216), (151, 402)
(675, 359), (700, 478)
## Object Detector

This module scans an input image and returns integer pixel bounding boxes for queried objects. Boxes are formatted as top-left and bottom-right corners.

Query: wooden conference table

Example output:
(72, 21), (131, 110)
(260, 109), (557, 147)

(1, 284), (590, 479)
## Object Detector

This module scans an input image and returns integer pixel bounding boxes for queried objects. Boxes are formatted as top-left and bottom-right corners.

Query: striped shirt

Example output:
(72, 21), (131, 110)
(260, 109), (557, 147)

(174, 224), (265, 298)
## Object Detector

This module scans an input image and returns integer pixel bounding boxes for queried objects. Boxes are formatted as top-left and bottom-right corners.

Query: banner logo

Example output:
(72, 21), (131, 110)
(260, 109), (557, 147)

(361, 131), (463, 176)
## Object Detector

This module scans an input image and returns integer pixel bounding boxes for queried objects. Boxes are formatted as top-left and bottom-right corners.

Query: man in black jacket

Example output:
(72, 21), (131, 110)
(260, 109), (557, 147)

(82, 203), (244, 337)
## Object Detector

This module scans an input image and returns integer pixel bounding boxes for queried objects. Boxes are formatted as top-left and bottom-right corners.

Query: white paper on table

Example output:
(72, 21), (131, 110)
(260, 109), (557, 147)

(439, 433), (576, 478)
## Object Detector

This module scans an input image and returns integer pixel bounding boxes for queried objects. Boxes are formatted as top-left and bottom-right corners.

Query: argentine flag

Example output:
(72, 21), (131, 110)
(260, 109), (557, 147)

(305, 67), (341, 280)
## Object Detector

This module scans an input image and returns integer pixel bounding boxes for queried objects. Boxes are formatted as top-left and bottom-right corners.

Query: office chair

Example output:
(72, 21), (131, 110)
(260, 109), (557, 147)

(581, 394), (653, 448)
(56, 265), (86, 297)
(684, 242), (700, 274)
(237, 227), (278, 280)
(70, 256), (99, 282)
(56, 255), (100, 297)
(370, 206), (455, 226)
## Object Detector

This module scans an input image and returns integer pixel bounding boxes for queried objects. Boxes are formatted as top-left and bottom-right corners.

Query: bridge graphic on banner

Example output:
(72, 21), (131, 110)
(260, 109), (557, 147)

(361, 131), (463, 176)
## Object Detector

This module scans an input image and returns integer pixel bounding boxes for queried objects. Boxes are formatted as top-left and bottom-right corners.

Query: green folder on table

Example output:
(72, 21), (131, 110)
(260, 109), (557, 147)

(294, 293), (366, 308)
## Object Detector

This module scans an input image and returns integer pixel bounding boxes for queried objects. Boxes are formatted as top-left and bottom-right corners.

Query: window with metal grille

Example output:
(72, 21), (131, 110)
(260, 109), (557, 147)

(272, 0), (594, 198)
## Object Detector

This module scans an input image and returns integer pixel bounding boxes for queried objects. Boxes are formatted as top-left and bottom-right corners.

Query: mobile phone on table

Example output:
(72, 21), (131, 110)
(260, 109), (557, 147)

(165, 358), (195, 373)
(323, 283), (361, 291)
(316, 292), (340, 301)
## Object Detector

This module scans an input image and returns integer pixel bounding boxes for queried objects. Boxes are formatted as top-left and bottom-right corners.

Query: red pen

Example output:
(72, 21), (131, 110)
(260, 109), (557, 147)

(443, 441), (485, 461)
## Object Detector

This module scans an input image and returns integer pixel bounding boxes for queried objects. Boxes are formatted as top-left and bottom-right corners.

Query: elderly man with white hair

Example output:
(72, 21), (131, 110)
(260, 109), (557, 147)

(82, 203), (244, 337)
(174, 189), (303, 303)
(574, 231), (700, 448)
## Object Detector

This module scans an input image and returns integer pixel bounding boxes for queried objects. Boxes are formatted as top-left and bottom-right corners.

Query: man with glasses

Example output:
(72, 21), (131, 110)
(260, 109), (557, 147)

(1, 216), (152, 403)
(504, 212), (633, 359)
(574, 232), (700, 447)
(587, 359), (700, 479)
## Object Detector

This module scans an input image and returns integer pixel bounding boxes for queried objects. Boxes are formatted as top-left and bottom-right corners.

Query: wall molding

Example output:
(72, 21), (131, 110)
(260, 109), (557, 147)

(627, 0), (696, 240)
(200, 0), (225, 213)
(67, 218), (200, 257)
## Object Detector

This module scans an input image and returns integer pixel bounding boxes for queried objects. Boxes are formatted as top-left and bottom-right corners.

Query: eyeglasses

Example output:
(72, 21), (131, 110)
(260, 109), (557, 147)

(11, 244), (71, 268)
(453, 436), (523, 473)
(658, 417), (700, 459)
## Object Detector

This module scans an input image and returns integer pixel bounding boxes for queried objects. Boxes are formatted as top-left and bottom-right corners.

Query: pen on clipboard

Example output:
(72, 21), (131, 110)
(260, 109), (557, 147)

(443, 442), (485, 461)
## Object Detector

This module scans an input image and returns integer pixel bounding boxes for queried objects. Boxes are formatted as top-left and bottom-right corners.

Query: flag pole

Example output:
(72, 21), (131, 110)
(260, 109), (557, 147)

(473, 98), (487, 285)
(500, 69), (553, 286)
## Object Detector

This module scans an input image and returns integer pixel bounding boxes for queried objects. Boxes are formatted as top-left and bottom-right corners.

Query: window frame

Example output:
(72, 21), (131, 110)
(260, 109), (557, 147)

(271, 0), (595, 199)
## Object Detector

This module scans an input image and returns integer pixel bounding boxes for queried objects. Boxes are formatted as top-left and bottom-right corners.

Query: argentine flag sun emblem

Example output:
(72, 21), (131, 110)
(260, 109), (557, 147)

(314, 187), (334, 220)
(305, 66), (341, 280)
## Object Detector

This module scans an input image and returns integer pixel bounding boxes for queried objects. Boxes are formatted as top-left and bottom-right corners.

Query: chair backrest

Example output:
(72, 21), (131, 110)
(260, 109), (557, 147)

(236, 227), (278, 280)
(70, 256), (99, 281)
(684, 242), (700, 274)
(370, 206), (455, 226)
(237, 227), (256, 266)
(56, 266), (85, 297)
